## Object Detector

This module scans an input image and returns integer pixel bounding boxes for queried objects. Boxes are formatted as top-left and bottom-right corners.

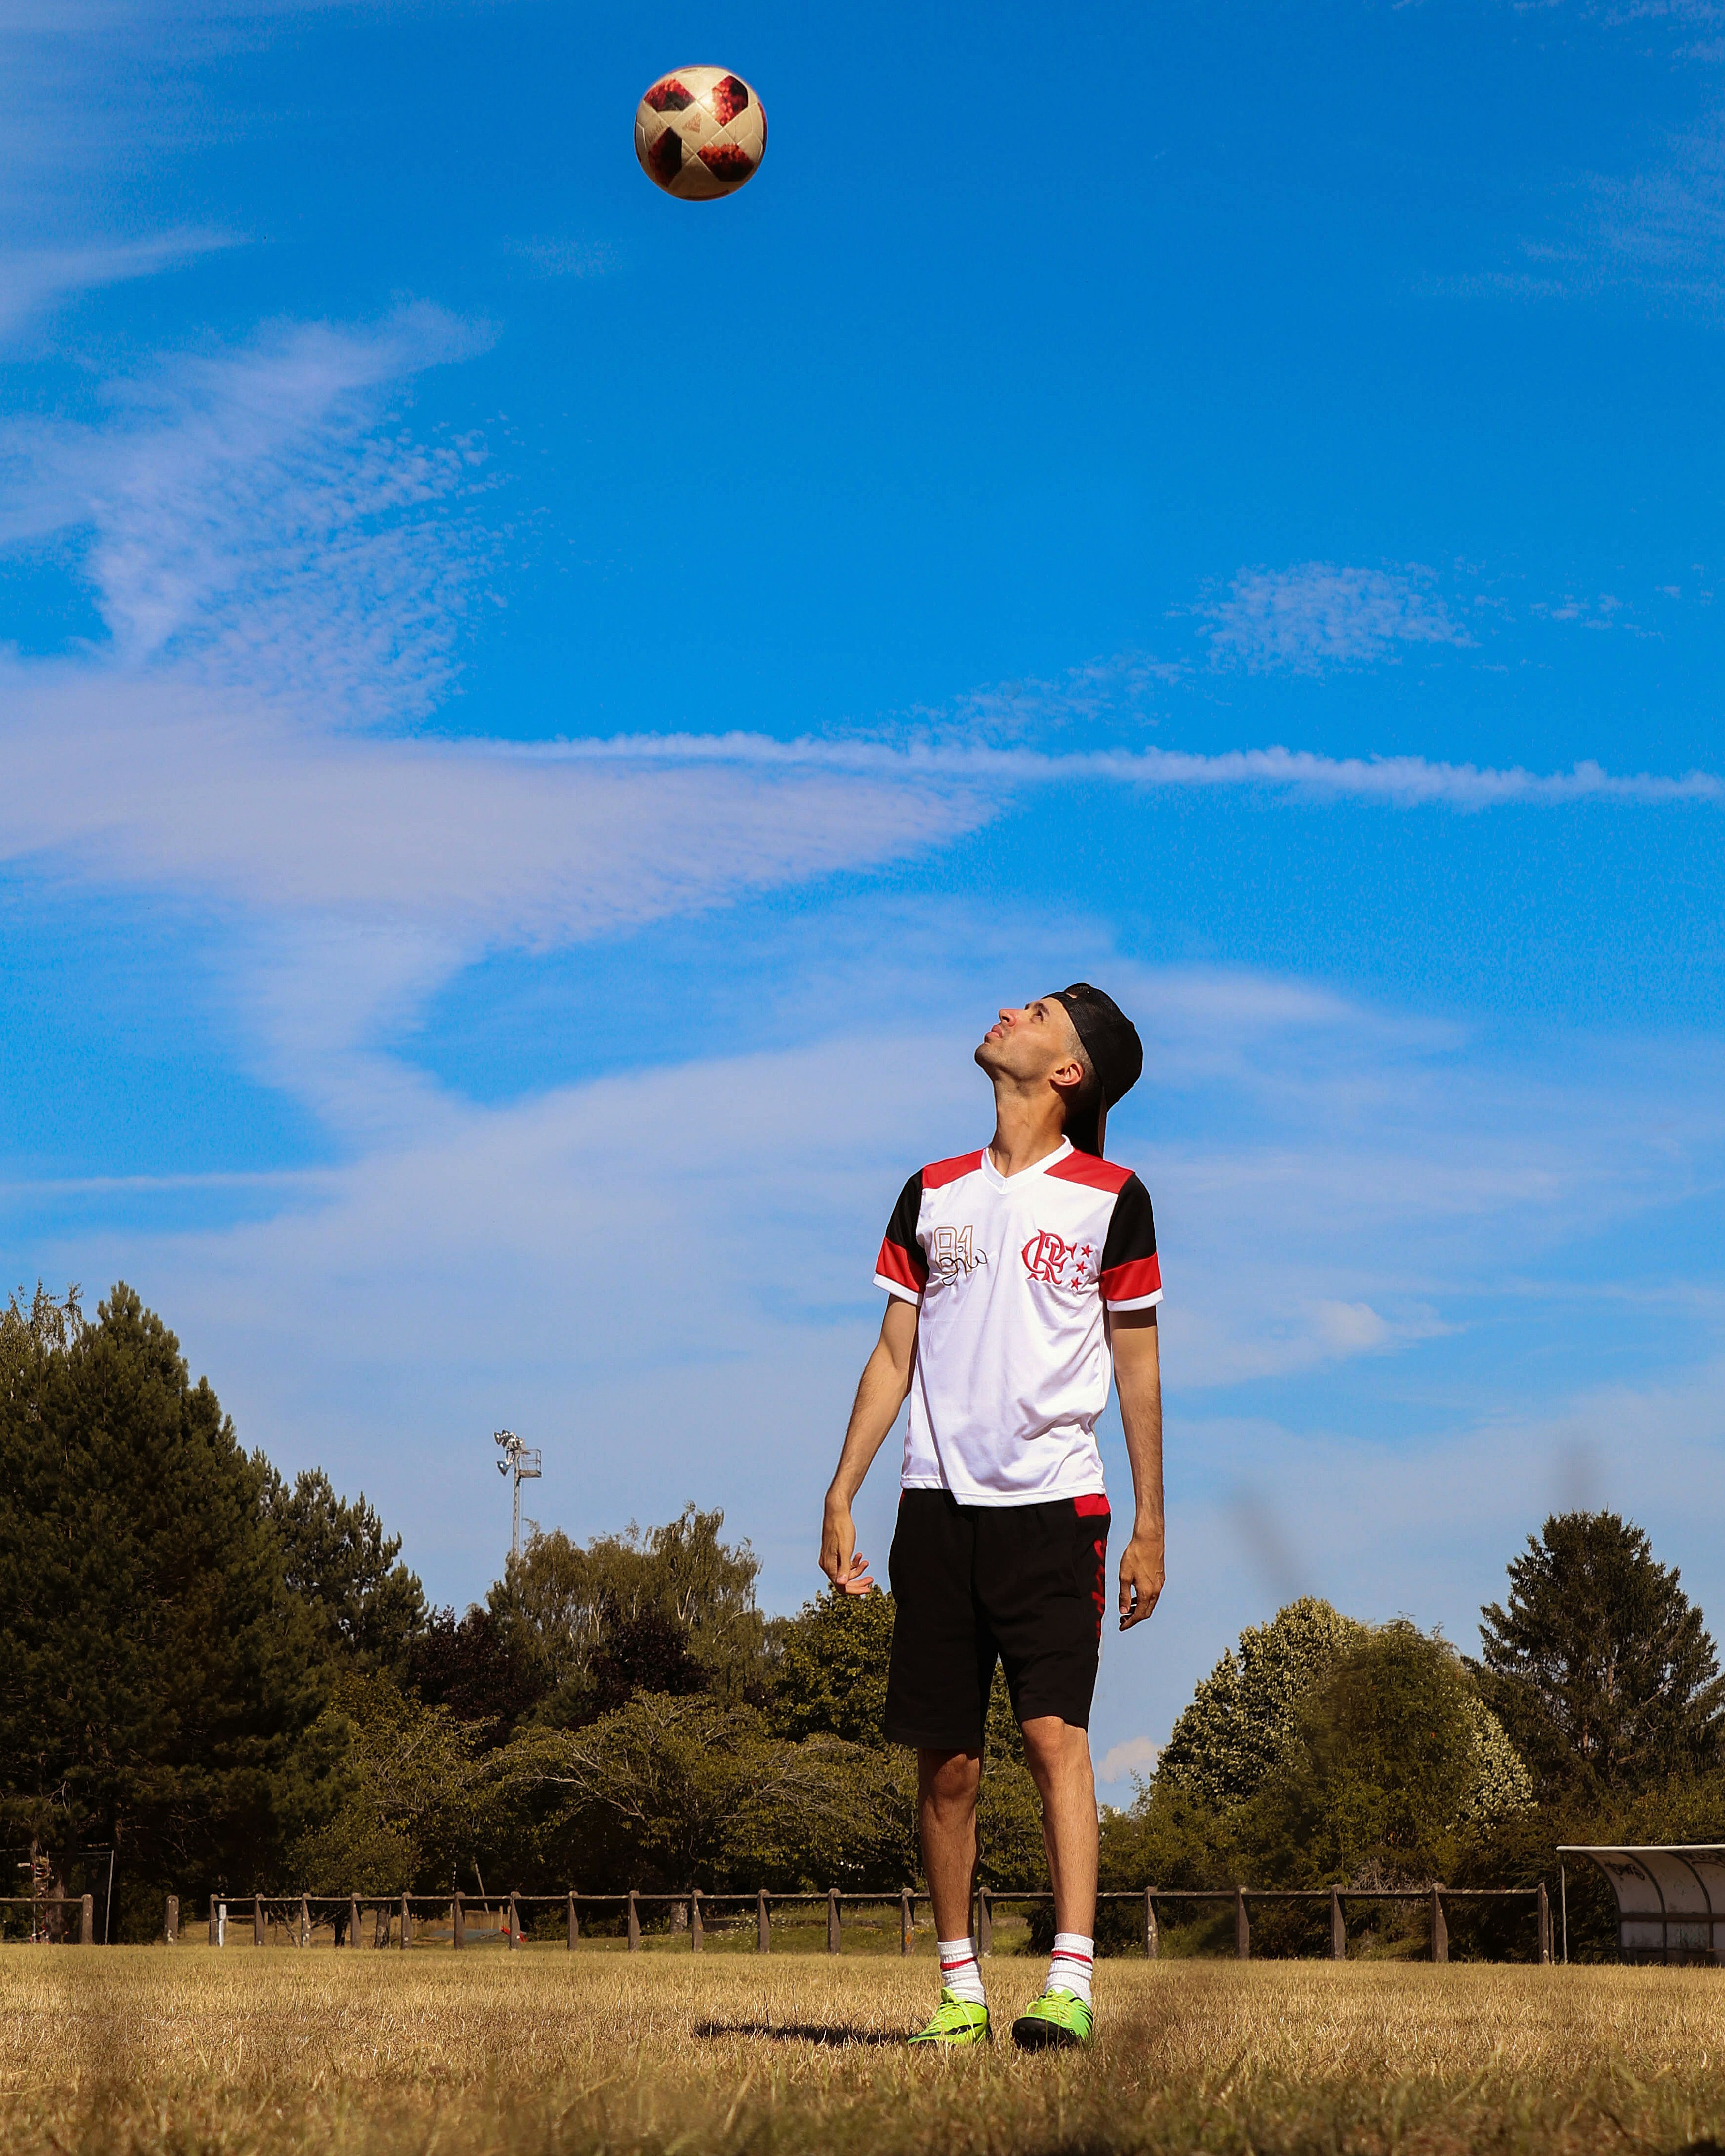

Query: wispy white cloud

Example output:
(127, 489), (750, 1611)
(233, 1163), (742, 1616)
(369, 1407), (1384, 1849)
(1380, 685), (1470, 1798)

(501, 236), (616, 280)
(0, 675), (993, 947)
(1, 683), (1714, 1002)
(1440, 106), (1725, 312)
(1195, 562), (1472, 674)
(1098, 1736), (1159, 1787)
(1582, 110), (1725, 301)
(0, 228), (236, 341)
(1, 304), (1714, 1001)
(516, 731), (1725, 809)
(926, 651), (1185, 743)
(0, 304), (495, 717)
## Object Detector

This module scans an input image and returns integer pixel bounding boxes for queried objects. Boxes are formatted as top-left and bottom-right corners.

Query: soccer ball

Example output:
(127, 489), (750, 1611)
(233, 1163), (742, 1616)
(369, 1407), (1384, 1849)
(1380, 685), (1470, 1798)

(634, 67), (766, 201)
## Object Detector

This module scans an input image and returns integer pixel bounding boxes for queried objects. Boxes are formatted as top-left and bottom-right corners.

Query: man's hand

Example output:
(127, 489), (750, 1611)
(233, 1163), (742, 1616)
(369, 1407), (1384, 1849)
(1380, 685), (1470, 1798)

(1110, 1305), (1164, 1634)
(818, 1295), (918, 1595)
(1118, 1523), (1165, 1630)
(820, 1496), (877, 1596)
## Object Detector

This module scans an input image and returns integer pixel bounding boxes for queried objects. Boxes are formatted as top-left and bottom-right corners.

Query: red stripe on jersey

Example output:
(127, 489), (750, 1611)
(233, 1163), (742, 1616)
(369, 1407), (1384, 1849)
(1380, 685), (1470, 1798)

(921, 1149), (985, 1190)
(876, 1237), (927, 1291)
(1047, 1151), (1132, 1193)
(1102, 1253), (1162, 1302)
(1073, 1493), (1111, 1517)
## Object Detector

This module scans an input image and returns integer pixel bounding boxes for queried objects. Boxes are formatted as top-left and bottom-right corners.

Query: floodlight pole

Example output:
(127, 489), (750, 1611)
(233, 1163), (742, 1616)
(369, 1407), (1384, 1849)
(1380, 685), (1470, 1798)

(493, 1429), (542, 1565)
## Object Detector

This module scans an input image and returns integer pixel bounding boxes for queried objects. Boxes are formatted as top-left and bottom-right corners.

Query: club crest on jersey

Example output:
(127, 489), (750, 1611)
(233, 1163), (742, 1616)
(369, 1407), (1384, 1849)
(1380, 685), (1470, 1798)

(927, 1224), (988, 1281)
(1021, 1230), (1101, 1289)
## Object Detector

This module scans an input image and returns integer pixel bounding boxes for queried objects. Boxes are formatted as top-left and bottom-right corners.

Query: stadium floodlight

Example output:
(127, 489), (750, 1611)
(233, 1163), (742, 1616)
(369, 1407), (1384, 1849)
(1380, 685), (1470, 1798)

(493, 1429), (542, 1565)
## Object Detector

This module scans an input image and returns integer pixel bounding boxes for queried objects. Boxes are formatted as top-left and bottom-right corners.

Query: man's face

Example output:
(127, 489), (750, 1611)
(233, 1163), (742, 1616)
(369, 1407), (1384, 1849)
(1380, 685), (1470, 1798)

(975, 996), (1087, 1090)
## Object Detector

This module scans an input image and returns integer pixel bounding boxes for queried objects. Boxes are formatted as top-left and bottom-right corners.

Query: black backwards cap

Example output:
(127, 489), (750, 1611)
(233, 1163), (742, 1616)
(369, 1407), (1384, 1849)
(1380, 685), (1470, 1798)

(1049, 983), (1143, 1157)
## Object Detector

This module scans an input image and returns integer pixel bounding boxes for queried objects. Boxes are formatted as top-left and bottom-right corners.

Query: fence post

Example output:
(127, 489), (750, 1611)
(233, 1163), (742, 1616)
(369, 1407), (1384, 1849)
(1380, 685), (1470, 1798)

(375, 1902), (390, 1949)
(1430, 1884), (1448, 1965)
(627, 1891), (641, 1953)
(453, 1891), (465, 1949)
(827, 1889), (841, 1955)
(507, 1893), (519, 1950)
(758, 1890), (771, 1955)
(401, 1893), (412, 1950)
(1538, 1882), (1552, 1966)
(568, 1893), (578, 1950)
(209, 1899), (220, 1947)
(165, 1895), (179, 1945)
(1143, 1888), (1159, 1959)
(691, 1890), (703, 1953)
(1330, 1889), (1346, 1962)
(300, 1894), (310, 1948)
(901, 1889), (913, 1957)
(350, 1896), (362, 1948)
(1234, 1887), (1250, 1960)
(80, 1894), (94, 1945)
(978, 1887), (994, 1956)
(254, 1894), (265, 1947)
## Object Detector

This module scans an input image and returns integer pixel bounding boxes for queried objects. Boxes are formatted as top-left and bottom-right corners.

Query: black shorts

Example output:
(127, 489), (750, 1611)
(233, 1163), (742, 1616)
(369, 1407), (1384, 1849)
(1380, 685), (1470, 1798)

(882, 1489), (1111, 1751)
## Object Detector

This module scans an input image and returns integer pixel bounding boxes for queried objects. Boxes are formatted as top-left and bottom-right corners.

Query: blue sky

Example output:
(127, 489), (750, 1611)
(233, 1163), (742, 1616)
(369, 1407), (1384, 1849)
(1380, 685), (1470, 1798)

(4, 0), (1725, 1793)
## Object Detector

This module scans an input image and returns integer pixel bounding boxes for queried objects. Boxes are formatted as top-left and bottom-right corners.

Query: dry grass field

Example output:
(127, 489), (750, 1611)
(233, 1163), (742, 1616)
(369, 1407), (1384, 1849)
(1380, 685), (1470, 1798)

(1, 1945), (1722, 2156)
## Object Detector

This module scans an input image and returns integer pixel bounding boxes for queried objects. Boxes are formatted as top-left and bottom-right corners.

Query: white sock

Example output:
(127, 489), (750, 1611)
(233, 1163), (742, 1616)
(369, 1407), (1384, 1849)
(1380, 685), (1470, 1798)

(1047, 1932), (1094, 2007)
(937, 1936), (986, 2005)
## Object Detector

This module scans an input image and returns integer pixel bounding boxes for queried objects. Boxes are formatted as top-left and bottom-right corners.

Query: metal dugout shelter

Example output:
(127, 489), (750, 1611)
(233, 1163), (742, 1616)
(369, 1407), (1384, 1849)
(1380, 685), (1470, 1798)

(1557, 1844), (1725, 1964)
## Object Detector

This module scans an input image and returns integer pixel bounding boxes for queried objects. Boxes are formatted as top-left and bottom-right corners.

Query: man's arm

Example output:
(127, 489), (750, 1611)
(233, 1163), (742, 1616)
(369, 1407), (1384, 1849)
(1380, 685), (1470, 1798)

(1111, 1306), (1164, 1630)
(819, 1295), (919, 1595)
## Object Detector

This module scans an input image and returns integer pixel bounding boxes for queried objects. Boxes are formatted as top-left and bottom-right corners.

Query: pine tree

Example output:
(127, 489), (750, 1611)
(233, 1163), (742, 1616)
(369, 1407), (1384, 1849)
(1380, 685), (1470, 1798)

(262, 1464), (426, 1677)
(0, 1284), (323, 1926)
(1473, 1512), (1725, 1795)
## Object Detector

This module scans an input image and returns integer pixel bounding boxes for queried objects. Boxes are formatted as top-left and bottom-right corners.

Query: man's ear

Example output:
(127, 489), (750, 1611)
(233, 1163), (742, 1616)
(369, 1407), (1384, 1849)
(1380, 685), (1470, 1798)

(1050, 1057), (1087, 1095)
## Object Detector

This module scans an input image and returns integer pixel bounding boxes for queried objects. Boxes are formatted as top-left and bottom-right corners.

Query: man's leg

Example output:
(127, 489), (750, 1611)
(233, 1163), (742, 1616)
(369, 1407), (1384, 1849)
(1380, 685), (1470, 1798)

(918, 1746), (987, 2012)
(982, 1499), (1112, 2048)
(883, 1495), (994, 2042)
(1019, 1716), (1098, 1938)
(918, 1746), (982, 1940)
(1014, 1715), (1099, 2040)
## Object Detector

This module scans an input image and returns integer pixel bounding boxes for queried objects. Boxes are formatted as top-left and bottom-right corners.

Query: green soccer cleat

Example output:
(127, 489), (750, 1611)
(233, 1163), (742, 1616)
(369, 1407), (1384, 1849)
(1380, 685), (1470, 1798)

(908, 1988), (991, 2047)
(1011, 1988), (1094, 2050)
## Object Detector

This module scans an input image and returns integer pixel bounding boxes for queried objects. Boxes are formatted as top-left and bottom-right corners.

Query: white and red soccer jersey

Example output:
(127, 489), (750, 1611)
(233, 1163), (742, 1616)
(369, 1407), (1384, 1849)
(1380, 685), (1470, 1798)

(873, 1137), (1161, 1505)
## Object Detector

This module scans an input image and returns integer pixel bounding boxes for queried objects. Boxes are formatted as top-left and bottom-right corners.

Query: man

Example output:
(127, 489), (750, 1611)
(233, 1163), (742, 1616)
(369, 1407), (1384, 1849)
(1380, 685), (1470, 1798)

(819, 984), (1164, 2051)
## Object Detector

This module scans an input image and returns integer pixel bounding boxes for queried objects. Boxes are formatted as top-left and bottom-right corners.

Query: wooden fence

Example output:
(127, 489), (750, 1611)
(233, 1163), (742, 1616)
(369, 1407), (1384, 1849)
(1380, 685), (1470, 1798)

(186, 1883), (1552, 1964)
(0, 1893), (95, 1943)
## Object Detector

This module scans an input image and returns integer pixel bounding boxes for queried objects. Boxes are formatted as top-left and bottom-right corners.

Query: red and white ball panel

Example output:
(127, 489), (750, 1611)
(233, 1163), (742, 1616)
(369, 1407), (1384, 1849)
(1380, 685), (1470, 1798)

(634, 66), (767, 200)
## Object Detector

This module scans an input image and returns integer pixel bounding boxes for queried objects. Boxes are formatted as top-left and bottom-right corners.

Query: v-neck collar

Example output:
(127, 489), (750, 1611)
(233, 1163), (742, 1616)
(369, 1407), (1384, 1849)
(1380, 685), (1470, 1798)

(979, 1136), (1073, 1192)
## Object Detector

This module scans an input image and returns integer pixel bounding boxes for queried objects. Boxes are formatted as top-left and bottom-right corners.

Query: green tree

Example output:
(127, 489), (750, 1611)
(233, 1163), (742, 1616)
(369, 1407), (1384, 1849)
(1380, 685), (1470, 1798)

(492, 1507), (767, 1725)
(1457, 1693), (1535, 1832)
(1247, 1622), (1486, 1885)
(1473, 1512), (1725, 1796)
(263, 1466), (426, 1678)
(767, 1588), (897, 1744)
(408, 1604), (548, 1737)
(514, 1692), (915, 1891)
(287, 1672), (498, 1894)
(1108, 1606), (1531, 1926)
(1158, 1597), (1366, 1810)
(0, 1283), (323, 1928)
(766, 1587), (1047, 1887)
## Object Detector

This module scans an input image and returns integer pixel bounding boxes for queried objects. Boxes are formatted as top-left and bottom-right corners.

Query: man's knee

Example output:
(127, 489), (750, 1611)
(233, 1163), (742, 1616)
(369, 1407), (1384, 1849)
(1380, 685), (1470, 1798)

(918, 1746), (982, 1811)
(1019, 1715), (1093, 1785)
